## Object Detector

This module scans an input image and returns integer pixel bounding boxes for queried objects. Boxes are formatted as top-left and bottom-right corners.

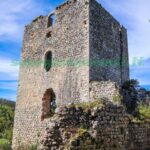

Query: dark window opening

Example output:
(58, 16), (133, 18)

(47, 14), (56, 27)
(120, 127), (124, 135)
(113, 144), (117, 148)
(46, 31), (52, 38)
(41, 88), (56, 121)
(44, 51), (52, 72)
(83, 20), (87, 25)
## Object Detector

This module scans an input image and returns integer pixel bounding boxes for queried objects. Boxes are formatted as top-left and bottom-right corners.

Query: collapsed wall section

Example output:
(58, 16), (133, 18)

(39, 100), (150, 150)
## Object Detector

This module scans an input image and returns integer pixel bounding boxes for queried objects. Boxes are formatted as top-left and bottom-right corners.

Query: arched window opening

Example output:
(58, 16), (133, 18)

(44, 51), (52, 72)
(47, 13), (56, 27)
(41, 88), (56, 121)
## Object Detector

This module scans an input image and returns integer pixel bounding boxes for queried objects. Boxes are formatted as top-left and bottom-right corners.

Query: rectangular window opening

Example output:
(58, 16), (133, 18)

(47, 13), (56, 28)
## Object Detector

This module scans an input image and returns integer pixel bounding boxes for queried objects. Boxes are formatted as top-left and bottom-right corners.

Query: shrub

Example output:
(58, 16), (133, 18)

(3, 129), (13, 141)
(71, 100), (104, 110)
(0, 139), (12, 150)
(0, 99), (15, 109)
(122, 79), (139, 90)
(122, 79), (139, 114)
(112, 95), (123, 104)
(138, 104), (150, 122)
(0, 105), (14, 142)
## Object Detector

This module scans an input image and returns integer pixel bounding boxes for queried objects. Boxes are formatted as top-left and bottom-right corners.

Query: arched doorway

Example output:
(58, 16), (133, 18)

(41, 88), (56, 121)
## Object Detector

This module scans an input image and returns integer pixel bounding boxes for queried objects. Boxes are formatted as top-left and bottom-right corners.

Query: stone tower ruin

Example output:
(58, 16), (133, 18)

(12, 0), (129, 148)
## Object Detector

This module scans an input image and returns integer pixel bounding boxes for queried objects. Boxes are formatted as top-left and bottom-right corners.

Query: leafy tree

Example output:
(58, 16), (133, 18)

(146, 90), (150, 96)
(122, 79), (139, 114)
(0, 105), (14, 142)
(0, 99), (15, 109)
(122, 79), (139, 90)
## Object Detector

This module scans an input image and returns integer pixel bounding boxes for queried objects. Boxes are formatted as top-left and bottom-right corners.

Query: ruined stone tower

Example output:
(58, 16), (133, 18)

(12, 0), (129, 148)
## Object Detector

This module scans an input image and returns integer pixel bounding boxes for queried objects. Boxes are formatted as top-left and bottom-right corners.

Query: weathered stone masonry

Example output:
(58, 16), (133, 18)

(38, 100), (150, 150)
(13, 0), (150, 149)
(89, 0), (129, 84)
(13, 0), (89, 148)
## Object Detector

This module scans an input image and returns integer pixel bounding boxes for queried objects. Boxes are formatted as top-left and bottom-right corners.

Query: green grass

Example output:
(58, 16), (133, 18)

(0, 139), (11, 150)
(70, 99), (104, 110)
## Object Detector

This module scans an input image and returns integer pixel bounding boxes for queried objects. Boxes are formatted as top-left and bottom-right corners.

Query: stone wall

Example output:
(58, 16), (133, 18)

(12, 0), (130, 148)
(38, 100), (150, 150)
(128, 123), (150, 149)
(89, 0), (129, 85)
(12, 0), (90, 148)
(90, 81), (121, 102)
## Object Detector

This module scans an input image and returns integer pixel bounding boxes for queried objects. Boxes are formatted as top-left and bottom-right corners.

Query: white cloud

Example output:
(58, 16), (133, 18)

(99, 0), (150, 60)
(0, 57), (19, 80)
(0, 0), (149, 98)
(0, 0), (52, 42)
(0, 1), (55, 101)
(0, 56), (18, 100)
(98, 0), (150, 86)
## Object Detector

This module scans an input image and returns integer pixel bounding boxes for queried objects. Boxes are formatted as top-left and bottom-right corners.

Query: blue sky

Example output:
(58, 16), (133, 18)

(0, 0), (150, 101)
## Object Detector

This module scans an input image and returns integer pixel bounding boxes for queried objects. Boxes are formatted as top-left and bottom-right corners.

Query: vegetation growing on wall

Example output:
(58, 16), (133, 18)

(69, 99), (104, 110)
(137, 103), (150, 122)
(122, 79), (150, 123)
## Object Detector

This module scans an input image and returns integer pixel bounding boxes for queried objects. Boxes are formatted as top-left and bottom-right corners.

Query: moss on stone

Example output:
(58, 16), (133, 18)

(64, 127), (88, 150)
(69, 99), (104, 110)
(137, 104), (150, 123)
(131, 117), (145, 124)
(131, 104), (150, 123)
(112, 95), (123, 104)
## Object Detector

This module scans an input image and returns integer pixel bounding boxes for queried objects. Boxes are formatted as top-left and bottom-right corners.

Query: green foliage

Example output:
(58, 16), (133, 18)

(64, 127), (88, 150)
(0, 139), (12, 150)
(3, 129), (13, 141)
(72, 100), (104, 110)
(138, 104), (150, 122)
(0, 99), (15, 109)
(0, 104), (15, 149)
(29, 144), (38, 150)
(131, 117), (145, 123)
(122, 79), (139, 114)
(122, 79), (139, 90)
(112, 95), (123, 104)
